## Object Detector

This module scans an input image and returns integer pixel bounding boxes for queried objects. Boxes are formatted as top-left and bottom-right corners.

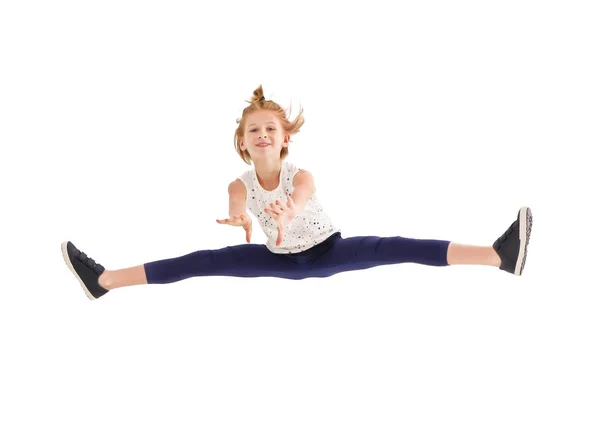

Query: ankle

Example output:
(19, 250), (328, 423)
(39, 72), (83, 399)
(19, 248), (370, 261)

(491, 249), (501, 267)
(98, 271), (114, 290)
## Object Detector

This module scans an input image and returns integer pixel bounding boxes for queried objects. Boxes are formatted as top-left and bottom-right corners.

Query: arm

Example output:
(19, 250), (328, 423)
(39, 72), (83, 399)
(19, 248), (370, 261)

(290, 169), (315, 216)
(264, 169), (315, 247)
(228, 179), (248, 217)
(216, 179), (252, 243)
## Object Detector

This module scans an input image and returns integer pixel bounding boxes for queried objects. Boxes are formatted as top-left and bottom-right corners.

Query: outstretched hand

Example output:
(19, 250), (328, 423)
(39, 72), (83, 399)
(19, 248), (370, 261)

(216, 213), (253, 243)
(264, 196), (297, 247)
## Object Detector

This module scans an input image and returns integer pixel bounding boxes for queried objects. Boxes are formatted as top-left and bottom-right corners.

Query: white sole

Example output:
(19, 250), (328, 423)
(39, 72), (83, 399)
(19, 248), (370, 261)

(514, 206), (531, 276)
(61, 241), (96, 300)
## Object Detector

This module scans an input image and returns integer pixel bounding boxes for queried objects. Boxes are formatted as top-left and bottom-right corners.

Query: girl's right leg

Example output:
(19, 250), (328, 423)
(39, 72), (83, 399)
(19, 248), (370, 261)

(99, 243), (301, 290)
(99, 265), (147, 290)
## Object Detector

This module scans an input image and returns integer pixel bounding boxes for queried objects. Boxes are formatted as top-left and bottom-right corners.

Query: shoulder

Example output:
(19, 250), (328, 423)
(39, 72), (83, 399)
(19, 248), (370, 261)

(283, 162), (310, 177)
(293, 168), (313, 181)
(228, 178), (247, 197)
(292, 168), (315, 194)
(281, 162), (313, 183)
(235, 167), (256, 189)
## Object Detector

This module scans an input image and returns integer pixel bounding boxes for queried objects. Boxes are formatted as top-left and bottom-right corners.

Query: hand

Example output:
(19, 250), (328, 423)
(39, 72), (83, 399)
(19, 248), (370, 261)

(216, 213), (253, 243)
(264, 196), (296, 247)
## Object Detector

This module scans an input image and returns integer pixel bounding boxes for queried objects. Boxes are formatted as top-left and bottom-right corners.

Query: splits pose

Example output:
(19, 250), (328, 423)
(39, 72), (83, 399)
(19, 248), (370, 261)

(62, 85), (533, 300)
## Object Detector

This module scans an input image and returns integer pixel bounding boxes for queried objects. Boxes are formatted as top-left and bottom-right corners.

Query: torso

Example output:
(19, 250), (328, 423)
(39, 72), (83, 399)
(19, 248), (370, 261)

(238, 162), (341, 253)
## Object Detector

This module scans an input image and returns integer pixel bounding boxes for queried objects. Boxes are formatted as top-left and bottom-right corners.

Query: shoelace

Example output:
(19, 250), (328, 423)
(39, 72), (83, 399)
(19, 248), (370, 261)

(76, 251), (105, 275)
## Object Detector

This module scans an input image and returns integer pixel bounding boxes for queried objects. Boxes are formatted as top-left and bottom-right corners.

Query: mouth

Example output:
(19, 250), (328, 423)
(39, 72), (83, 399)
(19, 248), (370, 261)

(256, 143), (270, 147)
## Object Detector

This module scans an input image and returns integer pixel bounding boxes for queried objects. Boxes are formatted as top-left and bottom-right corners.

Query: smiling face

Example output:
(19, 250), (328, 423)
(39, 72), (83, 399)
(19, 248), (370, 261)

(239, 110), (289, 162)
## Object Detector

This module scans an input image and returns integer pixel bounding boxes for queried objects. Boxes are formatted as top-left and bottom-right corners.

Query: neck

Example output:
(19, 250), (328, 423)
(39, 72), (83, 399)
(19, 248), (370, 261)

(254, 159), (283, 191)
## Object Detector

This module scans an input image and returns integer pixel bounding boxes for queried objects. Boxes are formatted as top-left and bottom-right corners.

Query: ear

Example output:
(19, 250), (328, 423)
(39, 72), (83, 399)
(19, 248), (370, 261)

(239, 138), (245, 150)
(283, 135), (290, 146)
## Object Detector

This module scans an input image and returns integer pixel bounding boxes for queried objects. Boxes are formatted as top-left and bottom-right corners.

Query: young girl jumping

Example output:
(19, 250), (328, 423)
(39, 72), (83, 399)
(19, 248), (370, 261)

(61, 85), (533, 300)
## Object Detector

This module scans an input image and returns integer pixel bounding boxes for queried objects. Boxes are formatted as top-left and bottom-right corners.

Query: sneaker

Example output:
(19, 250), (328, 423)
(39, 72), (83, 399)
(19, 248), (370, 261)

(493, 206), (533, 276)
(61, 241), (109, 300)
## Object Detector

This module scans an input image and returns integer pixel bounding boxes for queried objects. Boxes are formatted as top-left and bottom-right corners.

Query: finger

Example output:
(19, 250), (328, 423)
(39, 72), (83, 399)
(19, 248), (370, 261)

(266, 209), (281, 220)
(270, 202), (283, 213)
(245, 223), (252, 243)
(216, 218), (229, 224)
(287, 195), (295, 208)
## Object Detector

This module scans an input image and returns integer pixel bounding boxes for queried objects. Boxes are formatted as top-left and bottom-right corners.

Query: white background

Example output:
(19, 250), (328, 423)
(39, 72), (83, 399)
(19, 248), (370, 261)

(1, 1), (599, 430)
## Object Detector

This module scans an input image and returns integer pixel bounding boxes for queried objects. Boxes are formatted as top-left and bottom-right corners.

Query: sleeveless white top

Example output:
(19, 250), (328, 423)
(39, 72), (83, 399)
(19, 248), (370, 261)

(238, 162), (341, 254)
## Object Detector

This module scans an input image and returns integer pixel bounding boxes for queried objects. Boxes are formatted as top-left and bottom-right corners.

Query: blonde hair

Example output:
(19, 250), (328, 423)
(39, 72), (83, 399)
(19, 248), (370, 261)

(234, 85), (304, 165)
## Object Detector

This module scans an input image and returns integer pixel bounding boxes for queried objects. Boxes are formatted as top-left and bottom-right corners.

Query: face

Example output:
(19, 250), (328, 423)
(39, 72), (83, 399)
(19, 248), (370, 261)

(240, 110), (289, 161)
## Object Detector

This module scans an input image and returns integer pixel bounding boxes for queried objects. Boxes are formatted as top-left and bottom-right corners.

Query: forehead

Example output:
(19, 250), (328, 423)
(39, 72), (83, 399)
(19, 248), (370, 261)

(246, 110), (281, 126)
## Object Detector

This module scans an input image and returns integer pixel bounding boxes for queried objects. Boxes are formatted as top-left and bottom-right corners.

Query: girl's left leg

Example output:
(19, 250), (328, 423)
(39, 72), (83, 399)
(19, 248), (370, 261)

(304, 235), (499, 278)
(305, 235), (452, 278)
(446, 243), (500, 266)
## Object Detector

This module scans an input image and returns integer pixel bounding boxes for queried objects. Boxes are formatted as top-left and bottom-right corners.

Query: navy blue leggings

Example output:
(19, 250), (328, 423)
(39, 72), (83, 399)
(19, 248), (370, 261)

(143, 232), (451, 284)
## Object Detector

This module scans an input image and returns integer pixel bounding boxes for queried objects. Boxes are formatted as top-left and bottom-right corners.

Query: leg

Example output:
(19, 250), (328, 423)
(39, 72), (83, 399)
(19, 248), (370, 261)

(446, 243), (501, 266)
(98, 240), (500, 289)
(100, 243), (302, 290)
(298, 235), (500, 278)
(303, 235), (452, 278)
(99, 265), (147, 290)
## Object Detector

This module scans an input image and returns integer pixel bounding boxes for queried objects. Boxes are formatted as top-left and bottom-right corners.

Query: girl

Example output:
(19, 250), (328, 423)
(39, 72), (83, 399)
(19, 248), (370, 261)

(62, 85), (533, 300)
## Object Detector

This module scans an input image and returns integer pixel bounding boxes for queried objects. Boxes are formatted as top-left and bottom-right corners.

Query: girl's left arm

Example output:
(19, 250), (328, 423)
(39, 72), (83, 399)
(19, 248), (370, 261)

(290, 169), (315, 215)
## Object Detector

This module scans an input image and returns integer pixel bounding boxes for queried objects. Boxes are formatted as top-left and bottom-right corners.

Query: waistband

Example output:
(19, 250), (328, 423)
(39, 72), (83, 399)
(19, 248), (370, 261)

(283, 231), (342, 264)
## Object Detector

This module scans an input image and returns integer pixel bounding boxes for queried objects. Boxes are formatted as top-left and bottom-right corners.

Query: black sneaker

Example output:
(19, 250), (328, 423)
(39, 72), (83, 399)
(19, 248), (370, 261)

(493, 206), (533, 276)
(61, 241), (109, 300)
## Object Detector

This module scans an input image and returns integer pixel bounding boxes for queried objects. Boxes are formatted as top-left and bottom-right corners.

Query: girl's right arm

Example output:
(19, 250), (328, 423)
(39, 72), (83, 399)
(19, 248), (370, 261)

(227, 179), (247, 217)
(216, 179), (253, 243)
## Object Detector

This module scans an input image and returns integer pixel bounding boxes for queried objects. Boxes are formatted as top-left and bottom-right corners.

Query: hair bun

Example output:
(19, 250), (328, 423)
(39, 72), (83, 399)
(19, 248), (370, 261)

(250, 85), (266, 105)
